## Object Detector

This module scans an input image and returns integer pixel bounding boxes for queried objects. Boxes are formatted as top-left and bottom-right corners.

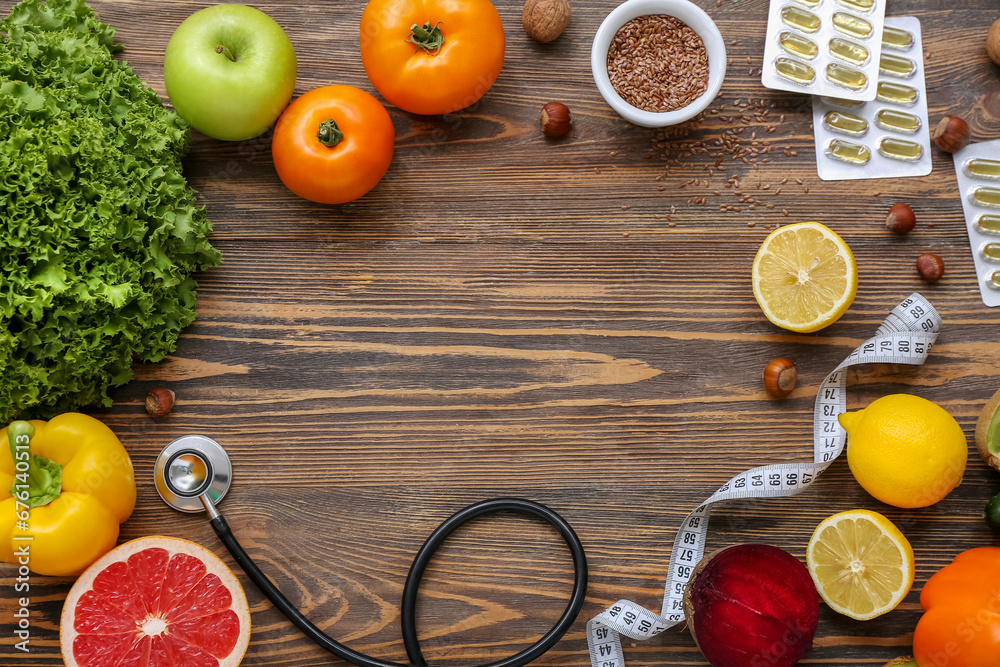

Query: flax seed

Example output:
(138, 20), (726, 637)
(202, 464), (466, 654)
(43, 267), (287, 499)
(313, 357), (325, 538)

(608, 15), (710, 112)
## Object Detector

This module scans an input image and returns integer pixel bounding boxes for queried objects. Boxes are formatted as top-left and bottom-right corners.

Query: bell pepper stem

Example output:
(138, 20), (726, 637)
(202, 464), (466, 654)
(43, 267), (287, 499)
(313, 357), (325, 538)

(406, 21), (444, 54)
(7, 421), (62, 510)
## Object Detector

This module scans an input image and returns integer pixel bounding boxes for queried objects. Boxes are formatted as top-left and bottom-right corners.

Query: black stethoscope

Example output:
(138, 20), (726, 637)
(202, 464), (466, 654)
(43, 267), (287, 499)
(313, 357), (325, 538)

(154, 435), (589, 667)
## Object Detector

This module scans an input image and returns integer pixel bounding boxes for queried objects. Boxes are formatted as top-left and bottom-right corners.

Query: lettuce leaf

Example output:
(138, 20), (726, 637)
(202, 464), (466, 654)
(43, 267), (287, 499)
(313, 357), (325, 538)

(0, 0), (221, 422)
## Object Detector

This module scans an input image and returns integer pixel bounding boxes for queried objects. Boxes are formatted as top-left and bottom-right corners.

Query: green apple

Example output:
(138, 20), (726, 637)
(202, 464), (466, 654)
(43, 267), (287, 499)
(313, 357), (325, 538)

(164, 4), (297, 141)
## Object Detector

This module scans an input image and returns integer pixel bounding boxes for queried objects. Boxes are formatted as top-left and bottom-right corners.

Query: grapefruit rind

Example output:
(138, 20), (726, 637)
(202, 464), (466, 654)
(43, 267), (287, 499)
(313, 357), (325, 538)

(60, 535), (250, 667)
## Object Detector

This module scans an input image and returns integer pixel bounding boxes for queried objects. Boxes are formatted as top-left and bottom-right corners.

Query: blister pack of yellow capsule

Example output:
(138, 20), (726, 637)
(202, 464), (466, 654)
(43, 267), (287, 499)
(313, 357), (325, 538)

(761, 0), (887, 100)
(810, 17), (930, 181)
(952, 138), (1000, 307)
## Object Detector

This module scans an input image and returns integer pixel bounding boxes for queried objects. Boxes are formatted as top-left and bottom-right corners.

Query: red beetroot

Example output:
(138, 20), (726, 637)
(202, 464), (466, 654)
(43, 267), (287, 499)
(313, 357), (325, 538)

(683, 544), (818, 667)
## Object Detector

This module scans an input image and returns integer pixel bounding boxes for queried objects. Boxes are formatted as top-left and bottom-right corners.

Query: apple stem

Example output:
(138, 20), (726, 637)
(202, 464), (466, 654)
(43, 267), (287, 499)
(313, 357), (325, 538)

(215, 45), (237, 62)
(317, 120), (343, 147)
(406, 21), (444, 54)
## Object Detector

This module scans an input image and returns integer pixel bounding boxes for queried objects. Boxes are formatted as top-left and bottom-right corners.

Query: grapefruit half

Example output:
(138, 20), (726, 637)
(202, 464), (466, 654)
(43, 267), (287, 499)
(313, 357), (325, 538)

(60, 536), (251, 667)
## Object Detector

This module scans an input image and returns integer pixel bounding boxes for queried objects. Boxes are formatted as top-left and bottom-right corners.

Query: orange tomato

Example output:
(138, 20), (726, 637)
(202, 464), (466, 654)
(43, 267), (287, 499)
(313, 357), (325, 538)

(913, 547), (1000, 667)
(272, 85), (395, 205)
(359, 0), (505, 115)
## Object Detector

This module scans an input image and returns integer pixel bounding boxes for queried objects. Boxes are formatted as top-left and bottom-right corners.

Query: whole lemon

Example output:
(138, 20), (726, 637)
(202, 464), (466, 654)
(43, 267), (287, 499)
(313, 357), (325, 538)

(840, 394), (967, 508)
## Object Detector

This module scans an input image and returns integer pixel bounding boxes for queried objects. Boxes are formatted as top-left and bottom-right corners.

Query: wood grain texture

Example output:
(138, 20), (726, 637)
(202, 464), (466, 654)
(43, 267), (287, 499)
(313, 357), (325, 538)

(2, 0), (1000, 665)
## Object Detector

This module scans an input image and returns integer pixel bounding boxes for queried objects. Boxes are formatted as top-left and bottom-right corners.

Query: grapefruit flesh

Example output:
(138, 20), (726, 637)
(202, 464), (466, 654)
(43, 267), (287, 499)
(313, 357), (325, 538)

(61, 536), (250, 667)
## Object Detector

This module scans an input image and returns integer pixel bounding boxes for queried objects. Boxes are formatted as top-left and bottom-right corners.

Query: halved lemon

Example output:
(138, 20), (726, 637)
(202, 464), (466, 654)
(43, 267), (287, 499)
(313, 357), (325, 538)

(751, 222), (857, 332)
(806, 509), (914, 621)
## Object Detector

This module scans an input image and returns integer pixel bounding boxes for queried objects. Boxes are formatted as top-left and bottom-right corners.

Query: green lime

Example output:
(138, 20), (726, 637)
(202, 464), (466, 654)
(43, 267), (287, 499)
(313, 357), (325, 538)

(984, 491), (1000, 533)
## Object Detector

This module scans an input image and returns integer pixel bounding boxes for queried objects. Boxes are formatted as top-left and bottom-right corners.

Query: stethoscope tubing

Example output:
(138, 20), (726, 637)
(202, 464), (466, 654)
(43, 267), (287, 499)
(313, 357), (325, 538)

(208, 497), (588, 667)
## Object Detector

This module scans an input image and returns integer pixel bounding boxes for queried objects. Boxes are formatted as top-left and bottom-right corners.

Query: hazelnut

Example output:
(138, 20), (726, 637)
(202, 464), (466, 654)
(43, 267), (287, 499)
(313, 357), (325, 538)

(523, 0), (571, 43)
(541, 101), (572, 137)
(987, 18), (1000, 66)
(145, 387), (175, 418)
(932, 115), (971, 153)
(885, 202), (916, 234)
(763, 358), (797, 399)
(916, 253), (945, 283)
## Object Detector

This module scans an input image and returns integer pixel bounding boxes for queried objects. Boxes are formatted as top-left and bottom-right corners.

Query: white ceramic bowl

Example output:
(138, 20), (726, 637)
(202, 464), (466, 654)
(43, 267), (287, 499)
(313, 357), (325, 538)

(591, 0), (727, 127)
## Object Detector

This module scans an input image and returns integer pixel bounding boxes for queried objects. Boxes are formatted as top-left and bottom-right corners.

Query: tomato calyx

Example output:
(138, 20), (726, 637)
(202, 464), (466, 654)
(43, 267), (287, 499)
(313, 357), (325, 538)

(406, 21), (444, 54)
(317, 119), (344, 147)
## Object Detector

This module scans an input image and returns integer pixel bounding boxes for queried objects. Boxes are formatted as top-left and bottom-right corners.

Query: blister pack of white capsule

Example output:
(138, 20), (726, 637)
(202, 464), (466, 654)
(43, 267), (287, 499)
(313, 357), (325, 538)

(761, 0), (887, 100)
(952, 138), (1000, 307)
(810, 16), (930, 181)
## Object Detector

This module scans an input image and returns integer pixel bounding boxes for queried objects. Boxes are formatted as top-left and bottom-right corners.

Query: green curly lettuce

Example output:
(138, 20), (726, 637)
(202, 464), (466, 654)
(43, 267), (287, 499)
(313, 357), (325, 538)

(0, 0), (221, 422)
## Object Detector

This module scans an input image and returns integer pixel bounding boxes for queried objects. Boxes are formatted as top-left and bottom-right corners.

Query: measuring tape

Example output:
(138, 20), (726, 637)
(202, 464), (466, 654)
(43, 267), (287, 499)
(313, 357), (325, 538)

(586, 293), (941, 667)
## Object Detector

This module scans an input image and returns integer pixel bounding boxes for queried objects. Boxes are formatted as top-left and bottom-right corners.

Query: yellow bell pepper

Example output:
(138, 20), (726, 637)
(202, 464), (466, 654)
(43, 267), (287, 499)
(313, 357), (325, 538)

(0, 413), (135, 577)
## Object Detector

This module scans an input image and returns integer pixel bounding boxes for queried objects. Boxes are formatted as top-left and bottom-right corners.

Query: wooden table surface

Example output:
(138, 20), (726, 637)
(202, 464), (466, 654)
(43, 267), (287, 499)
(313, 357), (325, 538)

(4, 0), (1000, 665)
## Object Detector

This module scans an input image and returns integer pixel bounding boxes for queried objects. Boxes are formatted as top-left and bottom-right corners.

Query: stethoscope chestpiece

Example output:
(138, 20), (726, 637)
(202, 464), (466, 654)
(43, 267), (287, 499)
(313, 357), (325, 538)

(155, 434), (233, 513)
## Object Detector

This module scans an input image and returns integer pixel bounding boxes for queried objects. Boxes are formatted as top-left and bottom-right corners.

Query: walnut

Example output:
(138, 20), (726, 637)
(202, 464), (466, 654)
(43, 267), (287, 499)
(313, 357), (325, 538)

(522, 0), (571, 43)
(988, 18), (1000, 66)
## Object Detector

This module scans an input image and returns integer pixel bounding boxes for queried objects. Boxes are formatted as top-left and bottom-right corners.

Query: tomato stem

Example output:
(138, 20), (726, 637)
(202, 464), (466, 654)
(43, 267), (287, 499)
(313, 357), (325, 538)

(317, 119), (344, 147)
(407, 21), (444, 54)
(215, 45), (237, 62)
